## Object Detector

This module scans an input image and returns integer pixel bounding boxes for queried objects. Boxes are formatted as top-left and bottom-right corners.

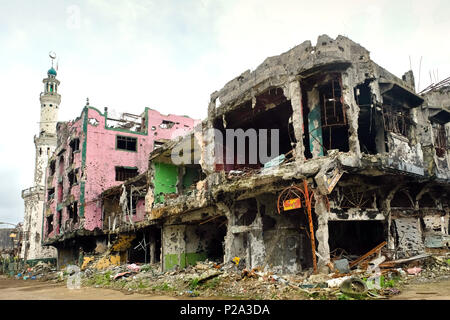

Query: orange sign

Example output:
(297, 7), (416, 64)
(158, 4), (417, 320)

(283, 198), (301, 211)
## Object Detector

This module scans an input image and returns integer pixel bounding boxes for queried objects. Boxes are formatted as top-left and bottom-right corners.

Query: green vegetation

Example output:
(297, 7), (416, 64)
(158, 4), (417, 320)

(189, 277), (199, 290)
(88, 271), (113, 286)
(152, 282), (173, 291)
(140, 265), (153, 272)
(203, 277), (220, 289)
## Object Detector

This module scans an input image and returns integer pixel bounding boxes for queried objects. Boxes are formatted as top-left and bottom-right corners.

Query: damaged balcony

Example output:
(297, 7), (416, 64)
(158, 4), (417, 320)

(101, 172), (148, 233)
(146, 131), (209, 221)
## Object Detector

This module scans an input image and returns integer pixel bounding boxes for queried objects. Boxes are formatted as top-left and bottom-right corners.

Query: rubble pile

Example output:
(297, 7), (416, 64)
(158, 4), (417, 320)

(4, 250), (449, 300)
(14, 261), (60, 281)
(76, 251), (450, 299)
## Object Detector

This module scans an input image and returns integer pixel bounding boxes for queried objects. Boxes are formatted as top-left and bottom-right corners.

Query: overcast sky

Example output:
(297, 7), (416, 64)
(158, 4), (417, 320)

(0, 0), (449, 226)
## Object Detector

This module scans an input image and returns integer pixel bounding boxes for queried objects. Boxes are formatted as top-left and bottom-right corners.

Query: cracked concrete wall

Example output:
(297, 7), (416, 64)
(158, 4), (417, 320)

(21, 191), (56, 260)
(384, 132), (424, 175)
(162, 222), (219, 271)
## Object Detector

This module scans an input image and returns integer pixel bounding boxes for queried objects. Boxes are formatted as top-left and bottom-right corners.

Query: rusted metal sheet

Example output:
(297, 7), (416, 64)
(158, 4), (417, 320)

(349, 241), (387, 269)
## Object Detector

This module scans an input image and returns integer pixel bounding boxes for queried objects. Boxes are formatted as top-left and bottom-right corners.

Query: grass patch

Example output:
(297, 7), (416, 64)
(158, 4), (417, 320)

(140, 265), (153, 272)
(189, 277), (199, 290)
(152, 282), (173, 291)
(88, 271), (113, 286)
(202, 277), (220, 289)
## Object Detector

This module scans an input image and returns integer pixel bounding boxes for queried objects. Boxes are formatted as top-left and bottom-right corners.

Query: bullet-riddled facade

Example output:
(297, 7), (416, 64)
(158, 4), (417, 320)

(44, 35), (450, 274)
(43, 104), (198, 267)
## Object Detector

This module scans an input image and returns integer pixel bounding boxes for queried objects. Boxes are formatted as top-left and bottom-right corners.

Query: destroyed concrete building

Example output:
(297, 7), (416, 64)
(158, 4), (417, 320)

(42, 102), (199, 268)
(45, 35), (450, 274)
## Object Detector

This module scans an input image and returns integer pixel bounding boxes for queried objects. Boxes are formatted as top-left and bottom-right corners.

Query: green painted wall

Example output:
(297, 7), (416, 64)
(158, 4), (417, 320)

(164, 252), (207, 271)
(308, 103), (324, 157)
(154, 162), (178, 204)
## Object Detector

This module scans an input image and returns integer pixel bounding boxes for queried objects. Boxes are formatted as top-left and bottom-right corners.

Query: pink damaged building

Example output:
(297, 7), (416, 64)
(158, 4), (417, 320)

(43, 101), (198, 264)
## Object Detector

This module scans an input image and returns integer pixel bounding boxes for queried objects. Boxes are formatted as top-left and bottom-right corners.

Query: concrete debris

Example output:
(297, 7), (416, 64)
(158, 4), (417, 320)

(2, 252), (449, 300)
(333, 259), (350, 274)
(326, 276), (351, 288)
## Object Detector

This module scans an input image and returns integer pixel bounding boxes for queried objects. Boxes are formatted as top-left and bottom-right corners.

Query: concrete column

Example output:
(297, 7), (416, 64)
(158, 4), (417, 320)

(314, 194), (330, 273)
(217, 202), (233, 263)
(149, 233), (155, 264)
(162, 224), (186, 271)
(341, 72), (361, 157)
(201, 98), (217, 174)
(287, 79), (305, 161)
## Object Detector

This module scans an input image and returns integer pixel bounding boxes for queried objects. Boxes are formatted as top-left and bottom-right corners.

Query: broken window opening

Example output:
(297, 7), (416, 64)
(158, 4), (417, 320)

(67, 202), (78, 224)
(202, 218), (227, 262)
(331, 186), (375, 209)
(127, 195), (138, 215)
(116, 135), (137, 152)
(159, 120), (175, 129)
(418, 193), (435, 209)
(68, 169), (79, 188)
(59, 155), (65, 177)
(153, 141), (165, 150)
(69, 138), (80, 164)
(433, 123), (447, 158)
(49, 160), (56, 176)
(57, 209), (62, 233)
(355, 82), (383, 155)
(328, 221), (385, 257)
(391, 190), (414, 209)
(302, 74), (349, 159)
(214, 88), (295, 171)
(181, 165), (203, 193)
(128, 228), (161, 264)
(46, 216), (53, 235)
(381, 104), (412, 138)
(318, 76), (349, 153)
(235, 199), (258, 226)
(47, 188), (55, 201)
(115, 167), (138, 181)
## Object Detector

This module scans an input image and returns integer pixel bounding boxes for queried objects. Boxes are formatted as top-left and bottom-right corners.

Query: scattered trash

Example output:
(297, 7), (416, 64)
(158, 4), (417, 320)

(349, 241), (387, 269)
(326, 276), (351, 288)
(407, 267), (422, 275)
(127, 263), (141, 272)
(339, 277), (368, 296)
(334, 259), (350, 274)
(263, 154), (285, 168)
(113, 272), (132, 280)
(380, 253), (430, 268)
(232, 257), (240, 266)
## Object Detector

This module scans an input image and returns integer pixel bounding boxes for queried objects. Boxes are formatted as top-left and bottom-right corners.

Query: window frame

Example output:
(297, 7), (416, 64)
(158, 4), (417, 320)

(116, 135), (138, 152)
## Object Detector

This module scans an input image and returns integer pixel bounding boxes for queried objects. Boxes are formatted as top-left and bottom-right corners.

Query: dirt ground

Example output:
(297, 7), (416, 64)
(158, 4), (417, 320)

(0, 277), (178, 300)
(390, 278), (450, 300)
(1, 276), (449, 300)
